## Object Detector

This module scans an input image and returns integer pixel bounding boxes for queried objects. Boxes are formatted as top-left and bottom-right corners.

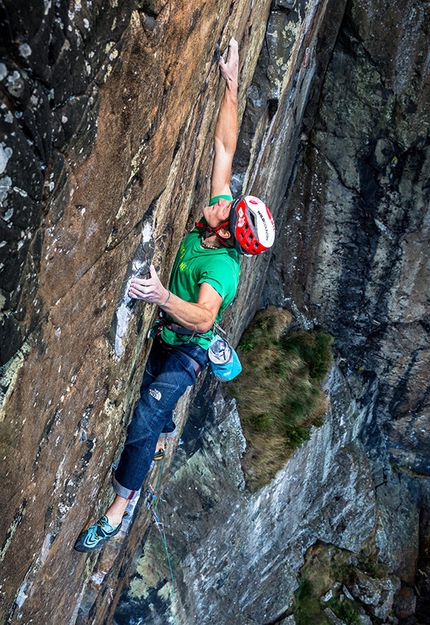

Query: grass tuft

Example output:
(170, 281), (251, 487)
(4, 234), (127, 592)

(229, 306), (333, 490)
(294, 578), (330, 625)
(291, 542), (386, 625)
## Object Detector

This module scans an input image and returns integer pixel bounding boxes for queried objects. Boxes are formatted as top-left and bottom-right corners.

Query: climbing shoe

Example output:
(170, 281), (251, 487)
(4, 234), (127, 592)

(153, 449), (165, 461)
(74, 515), (123, 553)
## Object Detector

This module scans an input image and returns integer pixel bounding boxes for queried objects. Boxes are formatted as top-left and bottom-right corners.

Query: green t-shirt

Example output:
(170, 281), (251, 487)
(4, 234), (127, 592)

(161, 226), (240, 349)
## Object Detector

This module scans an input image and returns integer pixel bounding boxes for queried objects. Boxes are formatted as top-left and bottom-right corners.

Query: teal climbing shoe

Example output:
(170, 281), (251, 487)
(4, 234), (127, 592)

(74, 515), (122, 553)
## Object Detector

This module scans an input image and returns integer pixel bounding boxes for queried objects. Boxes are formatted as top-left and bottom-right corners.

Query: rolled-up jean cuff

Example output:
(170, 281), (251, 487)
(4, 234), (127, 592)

(161, 427), (177, 439)
(112, 475), (137, 500)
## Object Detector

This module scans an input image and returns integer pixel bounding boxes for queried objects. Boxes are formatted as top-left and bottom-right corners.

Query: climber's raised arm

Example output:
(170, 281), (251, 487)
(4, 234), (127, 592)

(210, 38), (239, 199)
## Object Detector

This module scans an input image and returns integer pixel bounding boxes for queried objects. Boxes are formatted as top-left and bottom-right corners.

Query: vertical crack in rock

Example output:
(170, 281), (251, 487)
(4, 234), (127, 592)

(0, 500), (27, 566)
(0, 342), (30, 419)
(110, 221), (155, 357)
(2, 0), (430, 622)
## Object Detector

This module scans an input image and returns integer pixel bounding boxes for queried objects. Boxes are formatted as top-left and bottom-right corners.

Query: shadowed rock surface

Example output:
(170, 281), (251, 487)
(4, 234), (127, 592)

(0, 0), (429, 624)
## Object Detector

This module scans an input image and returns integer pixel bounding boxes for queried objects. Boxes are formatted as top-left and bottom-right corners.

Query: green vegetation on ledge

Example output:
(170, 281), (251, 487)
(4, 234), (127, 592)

(228, 306), (333, 490)
(291, 541), (393, 625)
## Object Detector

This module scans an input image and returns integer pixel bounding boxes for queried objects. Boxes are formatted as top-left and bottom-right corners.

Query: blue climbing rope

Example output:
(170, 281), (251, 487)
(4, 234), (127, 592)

(146, 454), (176, 619)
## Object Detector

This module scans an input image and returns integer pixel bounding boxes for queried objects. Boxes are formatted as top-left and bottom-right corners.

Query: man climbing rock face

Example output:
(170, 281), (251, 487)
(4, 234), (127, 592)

(75, 38), (275, 552)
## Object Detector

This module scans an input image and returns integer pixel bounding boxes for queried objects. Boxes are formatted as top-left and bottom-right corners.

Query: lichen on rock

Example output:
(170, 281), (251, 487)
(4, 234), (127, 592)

(1, 0), (430, 623)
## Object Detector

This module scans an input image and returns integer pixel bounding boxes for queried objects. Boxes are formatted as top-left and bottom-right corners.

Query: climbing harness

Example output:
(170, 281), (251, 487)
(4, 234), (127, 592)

(149, 315), (207, 375)
(150, 313), (207, 341)
(150, 315), (240, 381)
(164, 320), (198, 336)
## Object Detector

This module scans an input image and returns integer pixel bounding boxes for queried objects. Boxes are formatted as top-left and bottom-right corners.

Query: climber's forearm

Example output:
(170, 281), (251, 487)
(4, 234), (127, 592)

(214, 76), (238, 158)
(160, 287), (222, 334)
(215, 39), (238, 156)
(129, 269), (222, 334)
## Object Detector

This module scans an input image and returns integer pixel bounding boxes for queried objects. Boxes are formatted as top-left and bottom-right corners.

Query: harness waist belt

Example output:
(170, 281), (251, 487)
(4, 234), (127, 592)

(166, 322), (196, 336)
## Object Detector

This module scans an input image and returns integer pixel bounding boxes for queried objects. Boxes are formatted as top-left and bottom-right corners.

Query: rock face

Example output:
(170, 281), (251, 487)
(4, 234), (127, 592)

(147, 368), (377, 624)
(115, 0), (430, 623)
(347, 568), (401, 620)
(1, 0), (429, 624)
(267, 0), (430, 588)
(271, 0), (430, 480)
(0, 0), (276, 622)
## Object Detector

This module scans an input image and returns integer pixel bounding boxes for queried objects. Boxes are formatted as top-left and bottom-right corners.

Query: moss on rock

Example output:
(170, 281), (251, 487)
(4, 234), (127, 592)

(229, 306), (333, 489)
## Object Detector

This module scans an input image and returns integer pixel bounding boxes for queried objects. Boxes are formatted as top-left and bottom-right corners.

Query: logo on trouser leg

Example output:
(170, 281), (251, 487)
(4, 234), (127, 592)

(149, 388), (162, 401)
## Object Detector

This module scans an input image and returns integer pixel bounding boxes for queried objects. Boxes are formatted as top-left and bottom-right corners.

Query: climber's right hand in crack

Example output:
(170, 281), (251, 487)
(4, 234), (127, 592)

(129, 264), (168, 305)
(219, 38), (239, 88)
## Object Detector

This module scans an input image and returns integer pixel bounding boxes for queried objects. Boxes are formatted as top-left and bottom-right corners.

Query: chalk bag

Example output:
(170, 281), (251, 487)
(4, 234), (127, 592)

(208, 335), (242, 382)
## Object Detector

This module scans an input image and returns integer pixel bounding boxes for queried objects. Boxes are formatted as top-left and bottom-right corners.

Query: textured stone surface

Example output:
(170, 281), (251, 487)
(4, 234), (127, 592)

(116, 366), (376, 624)
(324, 608), (346, 625)
(1, 0), (429, 623)
(394, 586), (417, 620)
(347, 568), (401, 620)
(267, 0), (430, 478)
(265, 0), (430, 615)
(0, 0), (275, 623)
(116, 0), (430, 622)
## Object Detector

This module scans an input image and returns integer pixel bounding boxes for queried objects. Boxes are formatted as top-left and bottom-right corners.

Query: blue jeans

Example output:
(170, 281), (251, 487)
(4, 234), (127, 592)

(113, 339), (208, 499)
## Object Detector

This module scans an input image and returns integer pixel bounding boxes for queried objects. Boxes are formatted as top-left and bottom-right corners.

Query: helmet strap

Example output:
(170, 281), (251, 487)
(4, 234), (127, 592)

(195, 220), (231, 247)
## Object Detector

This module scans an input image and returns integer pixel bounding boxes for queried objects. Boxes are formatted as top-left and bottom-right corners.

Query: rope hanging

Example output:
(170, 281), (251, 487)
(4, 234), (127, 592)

(146, 454), (176, 620)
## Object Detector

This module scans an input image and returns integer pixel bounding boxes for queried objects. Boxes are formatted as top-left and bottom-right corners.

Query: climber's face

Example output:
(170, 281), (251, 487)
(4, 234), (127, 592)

(203, 198), (233, 228)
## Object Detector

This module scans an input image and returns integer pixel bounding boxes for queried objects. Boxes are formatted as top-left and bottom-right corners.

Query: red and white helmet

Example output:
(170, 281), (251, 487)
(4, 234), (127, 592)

(230, 195), (275, 255)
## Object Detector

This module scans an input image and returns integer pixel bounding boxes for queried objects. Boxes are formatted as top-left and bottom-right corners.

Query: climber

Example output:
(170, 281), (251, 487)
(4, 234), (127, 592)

(74, 38), (275, 552)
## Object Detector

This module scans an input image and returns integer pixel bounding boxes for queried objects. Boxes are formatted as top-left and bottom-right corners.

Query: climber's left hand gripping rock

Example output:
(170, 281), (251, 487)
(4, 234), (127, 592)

(129, 264), (169, 305)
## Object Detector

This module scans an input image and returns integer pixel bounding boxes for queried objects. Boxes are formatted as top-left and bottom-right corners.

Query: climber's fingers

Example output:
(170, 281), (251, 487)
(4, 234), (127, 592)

(129, 265), (167, 304)
(219, 38), (238, 83)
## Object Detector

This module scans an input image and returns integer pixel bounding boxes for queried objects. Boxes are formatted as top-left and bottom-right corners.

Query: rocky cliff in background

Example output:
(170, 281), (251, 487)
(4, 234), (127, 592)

(1, 0), (429, 624)
(272, 0), (430, 587)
